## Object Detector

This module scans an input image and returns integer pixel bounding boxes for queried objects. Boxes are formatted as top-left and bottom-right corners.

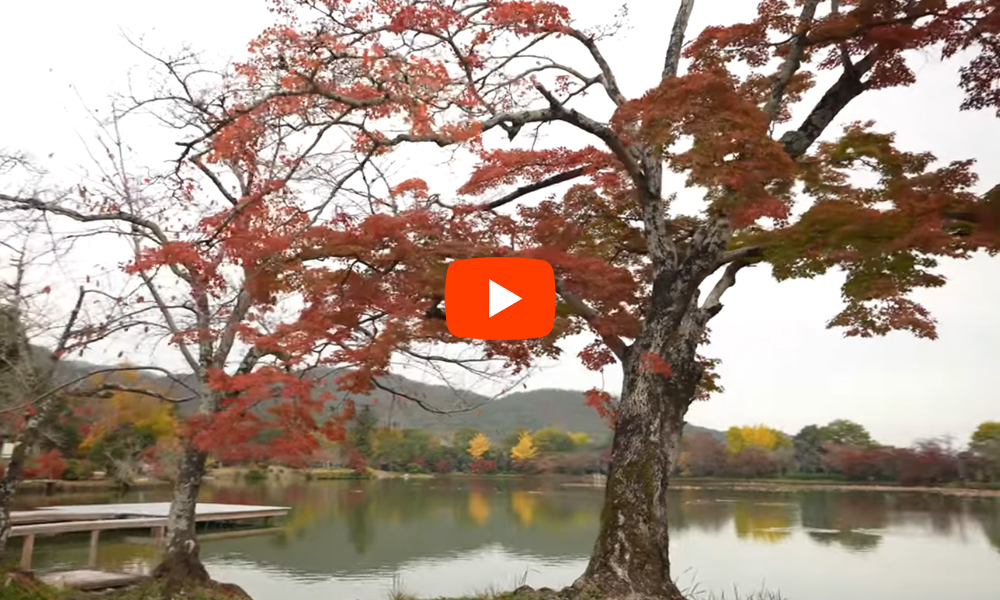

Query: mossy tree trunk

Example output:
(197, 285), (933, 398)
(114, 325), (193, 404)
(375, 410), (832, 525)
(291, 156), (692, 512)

(572, 238), (722, 600)
(572, 352), (699, 600)
(152, 442), (210, 590)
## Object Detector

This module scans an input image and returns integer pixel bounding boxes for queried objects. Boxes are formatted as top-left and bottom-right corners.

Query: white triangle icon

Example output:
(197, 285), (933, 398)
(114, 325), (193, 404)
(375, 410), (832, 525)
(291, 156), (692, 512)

(488, 279), (521, 318)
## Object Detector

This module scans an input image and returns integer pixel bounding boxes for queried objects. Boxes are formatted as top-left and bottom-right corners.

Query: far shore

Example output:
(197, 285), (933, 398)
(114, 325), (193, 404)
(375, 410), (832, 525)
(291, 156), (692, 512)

(16, 470), (1000, 498)
(665, 477), (1000, 497)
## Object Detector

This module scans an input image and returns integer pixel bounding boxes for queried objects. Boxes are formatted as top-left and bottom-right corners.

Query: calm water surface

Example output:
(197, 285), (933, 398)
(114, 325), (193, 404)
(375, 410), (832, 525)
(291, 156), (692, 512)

(17, 478), (1000, 600)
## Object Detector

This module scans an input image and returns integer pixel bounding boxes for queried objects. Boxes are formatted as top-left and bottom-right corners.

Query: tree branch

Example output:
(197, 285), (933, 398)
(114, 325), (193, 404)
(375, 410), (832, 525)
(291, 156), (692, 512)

(778, 49), (879, 159)
(554, 277), (628, 361)
(763, 0), (822, 122)
(477, 167), (587, 211)
(0, 194), (172, 248)
(715, 245), (764, 270)
(700, 260), (755, 318)
(566, 28), (626, 105)
(662, 0), (697, 79)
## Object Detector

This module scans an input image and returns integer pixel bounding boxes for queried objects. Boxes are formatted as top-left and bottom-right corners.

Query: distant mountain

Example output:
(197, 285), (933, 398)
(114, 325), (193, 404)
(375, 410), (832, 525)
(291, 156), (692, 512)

(47, 351), (725, 442)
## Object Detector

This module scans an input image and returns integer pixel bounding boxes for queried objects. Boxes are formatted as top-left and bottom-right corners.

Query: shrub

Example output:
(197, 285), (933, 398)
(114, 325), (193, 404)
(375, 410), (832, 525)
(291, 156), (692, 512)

(244, 467), (267, 482)
(470, 458), (497, 474)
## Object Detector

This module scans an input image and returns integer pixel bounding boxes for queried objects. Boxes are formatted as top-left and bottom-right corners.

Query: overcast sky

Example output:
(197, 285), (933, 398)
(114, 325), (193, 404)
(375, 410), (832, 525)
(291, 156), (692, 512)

(1, 1), (997, 448)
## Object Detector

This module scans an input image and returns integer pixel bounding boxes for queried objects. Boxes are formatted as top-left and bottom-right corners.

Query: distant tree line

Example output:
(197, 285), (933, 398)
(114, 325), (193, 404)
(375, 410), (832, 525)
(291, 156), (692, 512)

(678, 419), (1000, 486)
(7, 396), (998, 489)
(332, 406), (610, 475)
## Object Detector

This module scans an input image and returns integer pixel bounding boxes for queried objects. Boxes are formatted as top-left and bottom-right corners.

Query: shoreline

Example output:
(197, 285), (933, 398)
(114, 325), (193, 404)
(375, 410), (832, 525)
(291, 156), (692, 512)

(17, 472), (1000, 498)
(667, 477), (1000, 497)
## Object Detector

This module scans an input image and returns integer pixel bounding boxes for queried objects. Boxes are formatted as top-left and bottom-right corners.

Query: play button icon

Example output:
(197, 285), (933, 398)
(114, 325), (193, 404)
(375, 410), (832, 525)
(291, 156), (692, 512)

(488, 280), (521, 318)
(444, 257), (555, 340)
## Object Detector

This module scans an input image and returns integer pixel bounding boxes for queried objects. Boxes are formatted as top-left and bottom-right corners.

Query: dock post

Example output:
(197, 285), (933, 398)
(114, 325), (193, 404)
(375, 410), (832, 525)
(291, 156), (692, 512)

(153, 526), (164, 550)
(20, 533), (34, 571)
(88, 530), (101, 568)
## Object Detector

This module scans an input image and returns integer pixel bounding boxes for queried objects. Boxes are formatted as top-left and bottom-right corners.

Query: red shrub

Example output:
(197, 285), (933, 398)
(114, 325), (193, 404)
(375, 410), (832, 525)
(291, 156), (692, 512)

(32, 450), (67, 479)
(470, 458), (497, 474)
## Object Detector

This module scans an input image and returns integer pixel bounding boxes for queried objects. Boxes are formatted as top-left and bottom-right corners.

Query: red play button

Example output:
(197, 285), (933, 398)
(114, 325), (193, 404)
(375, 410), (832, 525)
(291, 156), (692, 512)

(444, 257), (555, 340)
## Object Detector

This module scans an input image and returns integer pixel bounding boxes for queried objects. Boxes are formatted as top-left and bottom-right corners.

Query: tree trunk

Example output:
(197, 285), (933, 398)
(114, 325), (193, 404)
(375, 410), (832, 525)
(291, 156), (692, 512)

(0, 391), (65, 563)
(572, 356), (693, 600)
(152, 442), (209, 589)
(572, 270), (710, 600)
(0, 442), (28, 563)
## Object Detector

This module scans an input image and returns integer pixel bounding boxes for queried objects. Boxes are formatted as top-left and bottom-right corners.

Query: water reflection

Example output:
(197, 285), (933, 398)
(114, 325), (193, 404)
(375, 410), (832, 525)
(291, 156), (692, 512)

(18, 479), (1000, 600)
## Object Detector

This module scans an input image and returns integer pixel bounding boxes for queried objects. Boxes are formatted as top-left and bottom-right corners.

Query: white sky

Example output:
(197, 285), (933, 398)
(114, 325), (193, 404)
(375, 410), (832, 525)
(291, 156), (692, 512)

(1, 1), (998, 448)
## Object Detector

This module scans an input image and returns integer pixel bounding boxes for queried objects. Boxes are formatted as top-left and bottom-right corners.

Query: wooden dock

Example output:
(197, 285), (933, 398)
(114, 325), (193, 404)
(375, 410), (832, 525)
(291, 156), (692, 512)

(9, 502), (290, 590)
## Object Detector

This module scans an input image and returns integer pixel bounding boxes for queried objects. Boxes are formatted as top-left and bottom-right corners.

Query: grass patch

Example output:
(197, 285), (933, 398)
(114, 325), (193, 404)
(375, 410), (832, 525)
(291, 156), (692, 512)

(242, 468), (267, 482)
(309, 468), (373, 480)
(0, 569), (250, 600)
(1, 571), (64, 600)
(87, 580), (250, 599)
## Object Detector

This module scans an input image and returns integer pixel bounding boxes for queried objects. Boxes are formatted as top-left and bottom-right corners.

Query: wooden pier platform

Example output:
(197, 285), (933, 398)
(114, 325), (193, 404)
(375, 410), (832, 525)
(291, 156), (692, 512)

(38, 569), (147, 591)
(9, 502), (290, 591)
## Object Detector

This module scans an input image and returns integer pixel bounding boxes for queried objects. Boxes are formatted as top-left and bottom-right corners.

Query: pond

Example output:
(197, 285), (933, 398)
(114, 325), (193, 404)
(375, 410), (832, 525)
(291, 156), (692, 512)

(17, 477), (1000, 600)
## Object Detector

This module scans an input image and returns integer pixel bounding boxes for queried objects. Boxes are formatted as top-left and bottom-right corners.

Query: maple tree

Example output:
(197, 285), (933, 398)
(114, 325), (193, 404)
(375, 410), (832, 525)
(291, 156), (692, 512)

(215, 0), (1000, 597)
(4, 0), (999, 596)
(1, 44), (516, 584)
(24, 449), (67, 480)
(0, 196), (185, 561)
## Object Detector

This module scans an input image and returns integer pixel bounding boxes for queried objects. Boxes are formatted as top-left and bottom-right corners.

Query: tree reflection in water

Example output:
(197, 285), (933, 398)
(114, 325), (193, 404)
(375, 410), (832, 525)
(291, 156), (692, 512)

(732, 501), (796, 544)
(16, 477), (1000, 581)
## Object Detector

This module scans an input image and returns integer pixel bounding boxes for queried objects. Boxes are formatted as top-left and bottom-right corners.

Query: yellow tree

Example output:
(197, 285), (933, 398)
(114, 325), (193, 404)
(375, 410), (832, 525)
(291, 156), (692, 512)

(467, 432), (490, 460)
(568, 432), (591, 447)
(80, 365), (178, 450)
(725, 425), (790, 455)
(510, 431), (538, 462)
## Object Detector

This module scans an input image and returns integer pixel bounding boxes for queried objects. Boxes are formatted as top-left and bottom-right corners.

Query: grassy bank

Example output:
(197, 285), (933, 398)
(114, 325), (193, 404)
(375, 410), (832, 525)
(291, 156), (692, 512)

(1, 571), (786, 600)
(0, 571), (250, 600)
(17, 478), (172, 493)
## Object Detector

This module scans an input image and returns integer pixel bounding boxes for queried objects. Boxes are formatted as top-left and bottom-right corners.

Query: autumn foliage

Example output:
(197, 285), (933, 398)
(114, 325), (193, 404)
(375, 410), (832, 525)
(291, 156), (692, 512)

(4, 0), (1000, 593)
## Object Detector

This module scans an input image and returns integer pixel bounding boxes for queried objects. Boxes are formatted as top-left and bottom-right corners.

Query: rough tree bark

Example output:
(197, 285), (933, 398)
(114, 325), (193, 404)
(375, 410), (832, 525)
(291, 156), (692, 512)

(571, 234), (721, 600)
(0, 442), (28, 562)
(152, 442), (210, 588)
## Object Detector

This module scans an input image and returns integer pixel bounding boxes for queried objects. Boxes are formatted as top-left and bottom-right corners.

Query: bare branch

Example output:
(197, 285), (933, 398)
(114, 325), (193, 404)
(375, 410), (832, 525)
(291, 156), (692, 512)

(0, 193), (175, 255)
(370, 377), (484, 416)
(700, 260), (755, 318)
(566, 28), (626, 105)
(76, 383), (198, 404)
(763, 0), (822, 122)
(555, 277), (628, 361)
(662, 0), (697, 79)
(778, 50), (879, 158)
(477, 167), (587, 211)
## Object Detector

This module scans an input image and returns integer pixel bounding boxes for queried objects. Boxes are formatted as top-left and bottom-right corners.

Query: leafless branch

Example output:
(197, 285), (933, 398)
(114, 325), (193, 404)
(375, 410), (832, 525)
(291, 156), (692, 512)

(662, 0), (697, 79)
(555, 277), (628, 361)
(763, 0), (822, 123)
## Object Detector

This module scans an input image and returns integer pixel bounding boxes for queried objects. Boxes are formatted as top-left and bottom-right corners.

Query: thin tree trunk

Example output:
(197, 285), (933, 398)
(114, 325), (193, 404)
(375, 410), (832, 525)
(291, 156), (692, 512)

(0, 442), (28, 564)
(152, 442), (210, 588)
(0, 391), (65, 563)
